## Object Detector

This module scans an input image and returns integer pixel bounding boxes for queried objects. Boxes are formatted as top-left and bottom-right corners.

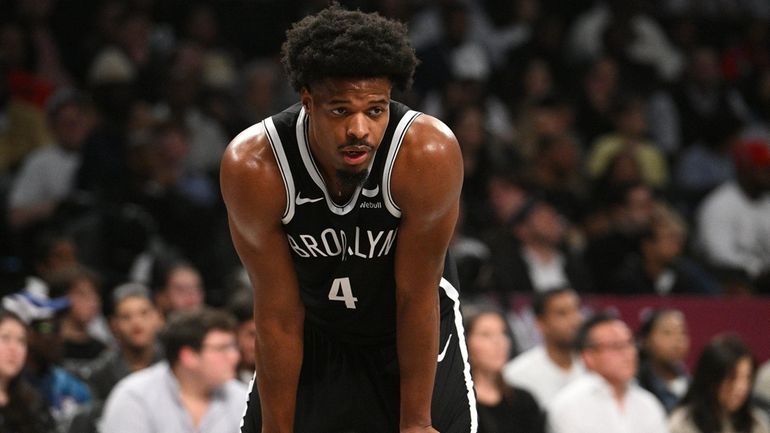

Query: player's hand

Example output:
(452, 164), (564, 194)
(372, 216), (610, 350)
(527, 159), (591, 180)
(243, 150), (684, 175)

(400, 427), (439, 433)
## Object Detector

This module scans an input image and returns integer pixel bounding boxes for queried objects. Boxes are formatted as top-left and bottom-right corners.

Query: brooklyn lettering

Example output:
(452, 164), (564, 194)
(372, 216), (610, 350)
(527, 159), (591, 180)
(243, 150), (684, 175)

(287, 227), (398, 259)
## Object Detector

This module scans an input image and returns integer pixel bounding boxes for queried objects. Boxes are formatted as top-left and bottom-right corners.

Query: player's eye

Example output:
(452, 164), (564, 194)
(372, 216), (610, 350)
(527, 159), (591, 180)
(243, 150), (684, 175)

(331, 107), (347, 116)
(368, 107), (385, 116)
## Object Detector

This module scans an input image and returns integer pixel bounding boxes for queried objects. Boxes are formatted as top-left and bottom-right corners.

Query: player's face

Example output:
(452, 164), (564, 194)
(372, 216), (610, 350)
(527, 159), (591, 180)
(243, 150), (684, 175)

(302, 78), (391, 186)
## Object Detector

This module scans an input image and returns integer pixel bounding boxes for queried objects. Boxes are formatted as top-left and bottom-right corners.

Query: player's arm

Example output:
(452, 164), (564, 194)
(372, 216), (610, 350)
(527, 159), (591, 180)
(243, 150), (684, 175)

(391, 115), (463, 433)
(221, 125), (305, 433)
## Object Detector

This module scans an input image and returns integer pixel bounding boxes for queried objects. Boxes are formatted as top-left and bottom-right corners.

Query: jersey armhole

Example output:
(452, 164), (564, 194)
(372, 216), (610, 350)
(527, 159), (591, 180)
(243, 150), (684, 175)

(382, 110), (421, 218)
(263, 117), (296, 224)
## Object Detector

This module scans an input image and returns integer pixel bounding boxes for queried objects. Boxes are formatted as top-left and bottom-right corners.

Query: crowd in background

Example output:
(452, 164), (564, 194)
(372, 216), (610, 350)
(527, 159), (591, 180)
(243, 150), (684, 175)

(1, 0), (770, 432)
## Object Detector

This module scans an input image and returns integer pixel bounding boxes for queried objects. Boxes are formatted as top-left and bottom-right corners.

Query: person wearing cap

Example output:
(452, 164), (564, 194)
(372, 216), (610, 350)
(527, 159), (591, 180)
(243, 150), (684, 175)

(694, 138), (770, 293)
(1, 279), (92, 432)
(6, 88), (94, 230)
(0, 309), (56, 433)
(65, 283), (164, 433)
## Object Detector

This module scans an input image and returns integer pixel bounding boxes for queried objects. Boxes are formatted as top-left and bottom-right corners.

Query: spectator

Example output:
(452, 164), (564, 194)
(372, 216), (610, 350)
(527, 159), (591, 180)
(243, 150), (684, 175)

(48, 266), (110, 368)
(503, 287), (585, 409)
(636, 308), (691, 413)
(151, 49), (229, 176)
(755, 359), (770, 420)
(27, 229), (79, 284)
(669, 334), (770, 433)
(694, 138), (770, 293)
(0, 59), (52, 175)
(84, 282), (163, 403)
(227, 292), (255, 384)
(100, 308), (246, 433)
(586, 93), (669, 190)
(1, 279), (91, 432)
(612, 204), (721, 295)
(573, 56), (621, 146)
(0, 309), (56, 433)
(525, 133), (588, 224)
(151, 260), (205, 318)
(465, 303), (545, 433)
(7, 88), (94, 231)
(671, 46), (750, 150)
(584, 181), (657, 293)
(487, 195), (592, 299)
(548, 312), (668, 433)
(674, 113), (743, 218)
(565, 0), (684, 82)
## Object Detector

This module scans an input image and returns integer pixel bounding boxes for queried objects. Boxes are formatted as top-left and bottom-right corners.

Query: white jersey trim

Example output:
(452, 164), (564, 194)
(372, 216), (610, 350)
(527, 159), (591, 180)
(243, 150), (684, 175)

(440, 277), (479, 433)
(383, 110), (421, 218)
(296, 107), (370, 215)
(264, 117), (296, 224)
(239, 370), (256, 430)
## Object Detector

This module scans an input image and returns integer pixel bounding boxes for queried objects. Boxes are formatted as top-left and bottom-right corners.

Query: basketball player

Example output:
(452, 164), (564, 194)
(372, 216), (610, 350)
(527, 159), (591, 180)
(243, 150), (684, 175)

(220, 5), (476, 433)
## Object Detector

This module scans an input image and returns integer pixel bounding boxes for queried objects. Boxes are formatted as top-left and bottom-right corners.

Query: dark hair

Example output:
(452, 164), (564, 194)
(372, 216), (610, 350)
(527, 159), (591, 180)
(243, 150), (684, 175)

(0, 310), (55, 433)
(46, 87), (89, 121)
(637, 308), (682, 342)
(574, 310), (620, 351)
(160, 308), (236, 366)
(46, 265), (101, 299)
(280, 4), (418, 92)
(636, 308), (685, 363)
(680, 334), (757, 433)
(150, 257), (196, 295)
(462, 303), (516, 398)
(531, 287), (576, 318)
(227, 294), (253, 324)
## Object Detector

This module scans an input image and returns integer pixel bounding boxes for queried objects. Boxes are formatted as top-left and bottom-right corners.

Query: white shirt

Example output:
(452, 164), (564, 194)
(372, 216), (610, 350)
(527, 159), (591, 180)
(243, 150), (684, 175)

(8, 144), (79, 208)
(503, 345), (585, 409)
(548, 373), (669, 433)
(695, 181), (770, 277)
(522, 247), (568, 293)
(100, 362), (247, 433)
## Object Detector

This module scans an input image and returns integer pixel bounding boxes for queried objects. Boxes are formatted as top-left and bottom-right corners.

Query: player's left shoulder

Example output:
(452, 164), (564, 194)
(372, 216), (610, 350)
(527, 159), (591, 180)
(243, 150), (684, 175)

(402, 113), (460, 158)
(397, 113), (462, 178)
(391, 113), (462, 212)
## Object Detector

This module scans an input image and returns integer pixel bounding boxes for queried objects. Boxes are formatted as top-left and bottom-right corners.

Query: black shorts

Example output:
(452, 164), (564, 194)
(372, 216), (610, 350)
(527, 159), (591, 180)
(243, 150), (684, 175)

(240, 280), (477, 433)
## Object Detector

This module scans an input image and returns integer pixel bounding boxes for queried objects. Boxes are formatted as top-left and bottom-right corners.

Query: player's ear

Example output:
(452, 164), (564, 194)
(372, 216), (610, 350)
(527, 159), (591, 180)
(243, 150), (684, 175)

(300, 88), (312, 112)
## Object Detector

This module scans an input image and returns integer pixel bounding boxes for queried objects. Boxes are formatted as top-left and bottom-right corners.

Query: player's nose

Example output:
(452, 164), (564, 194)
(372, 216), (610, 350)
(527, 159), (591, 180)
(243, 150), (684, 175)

(346, 113), (369, 140)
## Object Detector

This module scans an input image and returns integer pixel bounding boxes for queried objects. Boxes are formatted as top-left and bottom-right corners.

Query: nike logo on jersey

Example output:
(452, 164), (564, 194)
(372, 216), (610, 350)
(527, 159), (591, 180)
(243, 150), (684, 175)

(437, 333), (453, 362)
(296, 192), (323, 205)
(361, 185), (380, 198)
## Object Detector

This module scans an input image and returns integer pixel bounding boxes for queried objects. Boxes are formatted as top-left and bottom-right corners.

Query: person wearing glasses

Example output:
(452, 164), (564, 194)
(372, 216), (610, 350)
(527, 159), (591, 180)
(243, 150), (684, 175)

(100, 308), (246, 433)
(548, 312), (668, 433)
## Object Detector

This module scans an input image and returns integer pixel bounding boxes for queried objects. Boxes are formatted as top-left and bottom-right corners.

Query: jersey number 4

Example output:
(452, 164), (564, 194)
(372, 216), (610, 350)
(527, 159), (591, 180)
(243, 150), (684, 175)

(328, 277), (358, 309)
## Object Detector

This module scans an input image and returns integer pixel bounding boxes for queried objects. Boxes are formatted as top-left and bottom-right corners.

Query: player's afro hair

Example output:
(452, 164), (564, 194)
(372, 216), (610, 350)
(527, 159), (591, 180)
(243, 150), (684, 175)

(281, 4), (418, 92)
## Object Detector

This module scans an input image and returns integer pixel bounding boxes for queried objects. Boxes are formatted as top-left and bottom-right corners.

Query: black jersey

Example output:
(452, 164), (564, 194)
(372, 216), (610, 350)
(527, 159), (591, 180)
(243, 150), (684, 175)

(264, 101), (453, 344)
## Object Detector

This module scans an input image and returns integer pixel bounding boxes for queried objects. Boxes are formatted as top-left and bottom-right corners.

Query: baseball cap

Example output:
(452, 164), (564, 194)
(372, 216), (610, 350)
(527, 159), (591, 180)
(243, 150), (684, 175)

(1, 277), (70, 324)
(733, 139), (770, 169)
